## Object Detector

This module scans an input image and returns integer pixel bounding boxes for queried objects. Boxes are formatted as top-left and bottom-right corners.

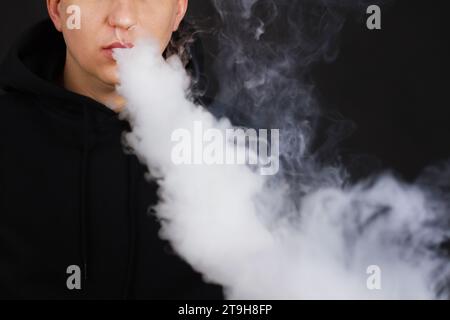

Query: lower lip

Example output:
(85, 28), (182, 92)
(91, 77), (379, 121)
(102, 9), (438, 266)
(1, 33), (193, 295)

(102, 48), (116, 60)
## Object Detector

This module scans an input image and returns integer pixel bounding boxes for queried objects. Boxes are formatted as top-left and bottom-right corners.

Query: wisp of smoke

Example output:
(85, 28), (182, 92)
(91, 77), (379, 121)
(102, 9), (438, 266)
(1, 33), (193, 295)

(114, 0), (450, 299)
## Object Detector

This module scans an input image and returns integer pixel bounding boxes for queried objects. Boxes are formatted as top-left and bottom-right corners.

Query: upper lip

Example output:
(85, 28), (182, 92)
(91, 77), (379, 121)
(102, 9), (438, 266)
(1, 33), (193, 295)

(103, 42), (134, 50)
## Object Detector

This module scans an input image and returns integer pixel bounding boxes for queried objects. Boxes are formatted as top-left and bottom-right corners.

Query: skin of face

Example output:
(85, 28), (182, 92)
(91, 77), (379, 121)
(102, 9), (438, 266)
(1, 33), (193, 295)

(47, 0), (188, 111)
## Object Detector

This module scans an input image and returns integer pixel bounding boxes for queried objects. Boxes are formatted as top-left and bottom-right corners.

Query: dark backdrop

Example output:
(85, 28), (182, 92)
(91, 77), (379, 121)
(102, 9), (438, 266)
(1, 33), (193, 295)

(1, 0), (449, 182)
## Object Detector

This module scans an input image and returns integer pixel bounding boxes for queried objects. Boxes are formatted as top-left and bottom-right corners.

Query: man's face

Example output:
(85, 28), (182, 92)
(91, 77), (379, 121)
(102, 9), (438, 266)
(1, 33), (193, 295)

(49, 0), (188, 86)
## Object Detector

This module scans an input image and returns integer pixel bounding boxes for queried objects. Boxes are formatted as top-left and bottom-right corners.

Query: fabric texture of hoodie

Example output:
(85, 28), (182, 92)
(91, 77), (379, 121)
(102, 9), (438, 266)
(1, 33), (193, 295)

(0, 19), (224, 300)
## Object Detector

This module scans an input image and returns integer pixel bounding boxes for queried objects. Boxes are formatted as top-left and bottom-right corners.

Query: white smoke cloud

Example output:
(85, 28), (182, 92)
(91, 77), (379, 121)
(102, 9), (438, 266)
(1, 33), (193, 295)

(114, 40), (449, 300)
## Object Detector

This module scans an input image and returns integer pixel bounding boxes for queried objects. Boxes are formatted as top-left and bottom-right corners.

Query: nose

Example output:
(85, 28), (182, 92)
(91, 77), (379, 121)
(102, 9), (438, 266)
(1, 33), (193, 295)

(107, 0), (138, 31)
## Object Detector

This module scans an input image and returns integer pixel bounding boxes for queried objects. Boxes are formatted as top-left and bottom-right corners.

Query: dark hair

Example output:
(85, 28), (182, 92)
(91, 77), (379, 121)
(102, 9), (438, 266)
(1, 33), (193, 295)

(163, 20), (196, 68)
(163, 19), (210, 100)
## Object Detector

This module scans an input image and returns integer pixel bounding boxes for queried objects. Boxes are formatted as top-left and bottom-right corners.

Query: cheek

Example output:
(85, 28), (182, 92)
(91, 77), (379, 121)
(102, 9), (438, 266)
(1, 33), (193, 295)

(63, 27), (100, 69)
(62, 7), (102, 54)
(62, 10), (105, 62)
(138, 12), (177, 52)
(63, 30), (90, 53)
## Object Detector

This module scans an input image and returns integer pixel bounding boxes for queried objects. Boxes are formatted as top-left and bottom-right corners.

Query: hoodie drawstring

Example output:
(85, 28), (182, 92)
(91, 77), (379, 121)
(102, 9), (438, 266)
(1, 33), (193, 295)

(123, 154), (137, 299)
(79, 105), (137, 298)
(80, 104), (90, 285)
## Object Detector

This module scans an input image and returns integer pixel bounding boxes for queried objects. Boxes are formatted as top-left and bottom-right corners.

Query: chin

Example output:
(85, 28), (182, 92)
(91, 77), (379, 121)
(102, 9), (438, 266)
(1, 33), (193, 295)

(98, 71), (119, 88)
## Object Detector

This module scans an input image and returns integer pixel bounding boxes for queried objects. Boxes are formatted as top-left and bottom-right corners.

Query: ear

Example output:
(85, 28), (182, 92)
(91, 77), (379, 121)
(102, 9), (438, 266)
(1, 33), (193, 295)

(173, 0), (189, 31)
(47, 0), (64, 32)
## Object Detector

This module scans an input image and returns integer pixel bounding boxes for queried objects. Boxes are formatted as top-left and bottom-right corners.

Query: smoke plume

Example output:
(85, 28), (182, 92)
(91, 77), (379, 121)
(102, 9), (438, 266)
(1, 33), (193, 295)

(114, 0), (450, 299)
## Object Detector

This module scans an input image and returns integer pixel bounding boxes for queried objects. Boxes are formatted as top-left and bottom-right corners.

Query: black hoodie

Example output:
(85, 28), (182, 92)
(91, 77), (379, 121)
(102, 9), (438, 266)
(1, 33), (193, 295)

(0, 19), (224, 300)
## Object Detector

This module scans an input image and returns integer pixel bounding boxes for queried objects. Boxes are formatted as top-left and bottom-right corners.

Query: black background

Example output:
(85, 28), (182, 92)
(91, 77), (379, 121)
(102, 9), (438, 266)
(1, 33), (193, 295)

(1, 0), (449, 182)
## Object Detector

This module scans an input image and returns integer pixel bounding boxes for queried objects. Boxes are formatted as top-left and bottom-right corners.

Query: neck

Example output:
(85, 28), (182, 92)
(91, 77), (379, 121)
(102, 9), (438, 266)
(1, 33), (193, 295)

(63, 51), (126, 113)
